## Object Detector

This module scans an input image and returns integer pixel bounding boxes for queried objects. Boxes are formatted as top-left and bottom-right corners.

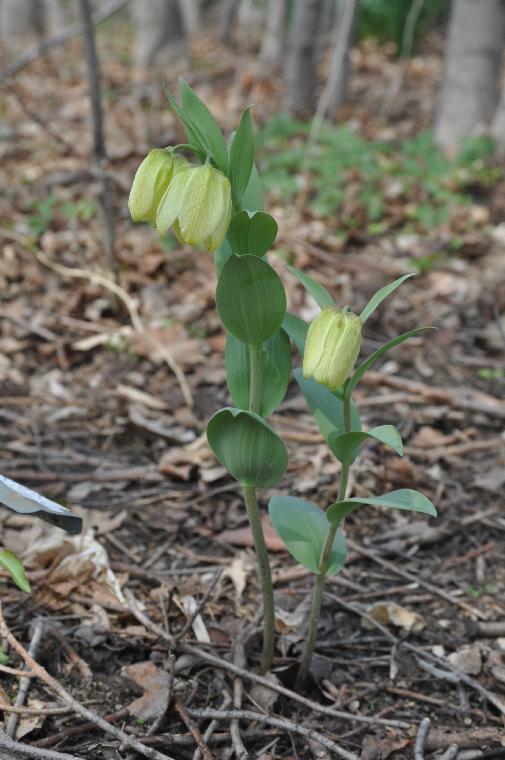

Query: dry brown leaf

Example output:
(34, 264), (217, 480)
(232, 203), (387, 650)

(122, 661), (171, 721)
(215, 515), (285, 552)
(366, 602), (426, 633)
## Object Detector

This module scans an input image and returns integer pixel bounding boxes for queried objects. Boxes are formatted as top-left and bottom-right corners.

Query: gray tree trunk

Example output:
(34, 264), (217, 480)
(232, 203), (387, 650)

(323, 0), (358, 115)
(435, 0), (505, 152)
(177, 0), (200, 36)
(132, 0), (185, 71)
(283, 0), (323, 114)
(491, 83), (505, 153)
(259, 0), (286, 68)
(0, 0), (44, 38)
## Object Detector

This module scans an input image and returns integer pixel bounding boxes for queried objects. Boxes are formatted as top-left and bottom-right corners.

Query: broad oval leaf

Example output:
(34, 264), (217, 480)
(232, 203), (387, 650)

(216, 236), (233, 276)
(229, 108), (254, 202)
(294, 369), (361, 448)
(327, 488), (437, 524)
(287, 265), (335, 309)
(227, 211), (278, 257)
(180, 78), (228, 173)
(216, 254), (287, 346)
(207, 408), (287, 488)
(0, 474), (82, 534)
(329, 424), (403, 464)
(226, 329), (292, 417)
(0, 549), (30, 593)
(347, 327), (434, 396)
(269, 496), (347, 576)
(360, 274), (415, 323)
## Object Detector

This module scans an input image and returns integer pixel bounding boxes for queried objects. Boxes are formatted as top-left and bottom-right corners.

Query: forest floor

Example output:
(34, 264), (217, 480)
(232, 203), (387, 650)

(1, 18), (505, 760)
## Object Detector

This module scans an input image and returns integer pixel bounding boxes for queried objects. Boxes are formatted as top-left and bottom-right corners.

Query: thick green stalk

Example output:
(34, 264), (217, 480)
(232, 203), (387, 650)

(245, 344), (275, 672)
(297, 394), (352, 687)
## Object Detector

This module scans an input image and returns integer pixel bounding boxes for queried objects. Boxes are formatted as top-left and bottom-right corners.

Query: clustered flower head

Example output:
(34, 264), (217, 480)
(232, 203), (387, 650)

(129, 149), (232, 252)
(303, 308), (362, 390)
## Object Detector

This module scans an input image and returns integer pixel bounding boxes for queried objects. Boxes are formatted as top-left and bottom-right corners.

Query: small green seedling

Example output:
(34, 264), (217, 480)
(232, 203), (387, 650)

(128, 82), (437, 680)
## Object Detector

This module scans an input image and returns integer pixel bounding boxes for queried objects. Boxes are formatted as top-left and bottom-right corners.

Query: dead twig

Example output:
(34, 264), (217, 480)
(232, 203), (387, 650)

(0, 728), (82, 760)
(414, 717), (431, 760)
(187, 708), (359, 760)
(193, 693), (232, 760)
(231, 639), (249, 760)
(6, 619), (44, 738)
(0, 606), (175, 760)
(175, 695), (213, 760)
(439, 748), (459, 760)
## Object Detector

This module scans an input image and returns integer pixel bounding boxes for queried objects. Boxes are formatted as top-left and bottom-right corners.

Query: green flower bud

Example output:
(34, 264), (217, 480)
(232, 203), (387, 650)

(128, 149), (176, 224)
(156, 163), (232, 252)
(303, 308), (362, 391)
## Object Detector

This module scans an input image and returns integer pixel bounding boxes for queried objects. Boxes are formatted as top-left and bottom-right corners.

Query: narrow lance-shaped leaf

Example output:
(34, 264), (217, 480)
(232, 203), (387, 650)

(327, 489), (437, 524)
(294, 368), (361, 443)
(360, 273), (416, 323)
(282, 312), (309, 355)
(0, 549), (30, 593)
(241, 164), (264, 212)
(287, 265), (335, 309)
(162, 81), (208, 159)
(346, 327), (434, 396)
(328, 425), (403, 464)
(229, 108), (254, 202)
(269, 496), (347, 576)
(180, 78), (229, 173)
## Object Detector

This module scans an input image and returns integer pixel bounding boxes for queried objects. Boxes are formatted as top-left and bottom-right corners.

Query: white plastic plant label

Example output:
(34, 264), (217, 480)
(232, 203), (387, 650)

(0, 474), (82, 534)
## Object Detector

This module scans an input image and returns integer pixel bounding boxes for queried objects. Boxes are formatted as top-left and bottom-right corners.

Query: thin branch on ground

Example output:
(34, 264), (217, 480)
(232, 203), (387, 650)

(0, 729), (82, 760)
(414, 717), (431, 760)
(187, 708), (359, 760)
(193, 693), (232, 760)
(6, 619), (44, 738)
(439, 747), (459, 760)
(175, 696), (213, 760)
(230, 639), (249, 760)
(0, 606), (175, 760)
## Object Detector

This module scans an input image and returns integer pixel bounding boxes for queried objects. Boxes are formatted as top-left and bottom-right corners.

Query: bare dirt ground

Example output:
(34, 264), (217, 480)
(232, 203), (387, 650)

(0, 19), (505, 760)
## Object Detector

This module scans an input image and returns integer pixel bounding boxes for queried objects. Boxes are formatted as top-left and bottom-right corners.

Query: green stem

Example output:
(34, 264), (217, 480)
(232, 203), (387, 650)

(242, 483), (275, 673)
(245, 343), (275, 672)
(297, 394), (352, 688)
(249, 345), (262, 414)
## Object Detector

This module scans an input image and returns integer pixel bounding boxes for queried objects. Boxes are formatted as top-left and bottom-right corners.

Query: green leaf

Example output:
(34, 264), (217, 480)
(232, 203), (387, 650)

(0, 549), (30, 593)
(216, 254), (287, 346)
(180, 78), (229, 173)
(227, 211), (278, 257)
(229, 108), (254, 202)
(216, 236), (233, 276)
(327, 489), (437, 524)
(347, 327), (434, 396)
(329, 424), (403, 464)
(241, 164), (264, 212)
(162, 81), (207, 158)
(360, 274), (415, 323)
(287, 265), (334, 308)
(226, 329), (292, 417)
(282, 312), (309, 354)
(294, 369), (361, 449)
(207, 408), (288, 487)
(269, 496), (347, 576)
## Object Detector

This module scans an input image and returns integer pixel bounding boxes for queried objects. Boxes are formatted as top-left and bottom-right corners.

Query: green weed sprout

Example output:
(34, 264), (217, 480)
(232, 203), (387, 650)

(129, 81), (437, 678)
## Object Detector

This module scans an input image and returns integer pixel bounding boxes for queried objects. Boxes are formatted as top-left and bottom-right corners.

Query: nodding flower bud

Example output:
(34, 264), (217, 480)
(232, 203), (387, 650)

(303, 308), (362, 391)
(156, 163), (232, 252)
(128, 149), (177, 224)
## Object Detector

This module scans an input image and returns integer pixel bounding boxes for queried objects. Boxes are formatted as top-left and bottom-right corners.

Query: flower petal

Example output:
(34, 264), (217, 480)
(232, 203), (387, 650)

(178, 165), (225, 245)
(156, 166), (191, 234)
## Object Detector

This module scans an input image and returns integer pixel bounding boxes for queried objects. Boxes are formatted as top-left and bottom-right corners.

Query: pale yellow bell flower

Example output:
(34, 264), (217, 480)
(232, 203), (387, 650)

(156, 163), (232, 252)
(303, 309), (362, 391)
(128, 149), (175, 224)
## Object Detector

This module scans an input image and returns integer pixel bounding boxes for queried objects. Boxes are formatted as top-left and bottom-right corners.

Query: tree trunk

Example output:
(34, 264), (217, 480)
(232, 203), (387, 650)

(283, 0), (323, 114)
(435, 0), (505, 152)
(177, 0), (200, 37)
(132, 0), (185, 71)
(0, 0), (44, 39)
(491, 84), (505, 153)
(259, 0), (286, 68)
(323, 0), (358, 115)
